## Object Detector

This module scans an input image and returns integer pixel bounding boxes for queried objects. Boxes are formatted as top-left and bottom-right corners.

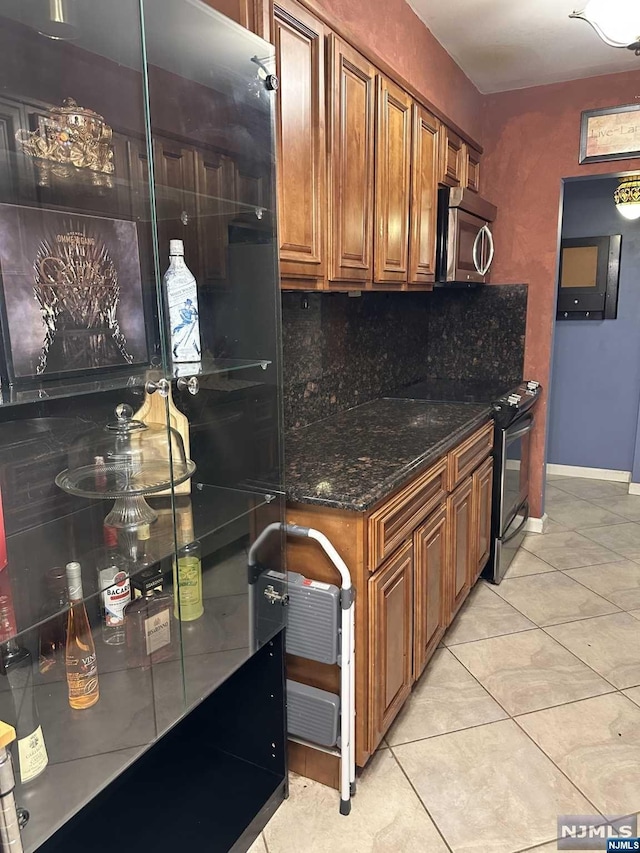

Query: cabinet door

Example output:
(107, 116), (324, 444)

(152, 138), (198, 262)
(465, 144), (481, 194)
(473, 457), (493, 582)
(274, 0), (326, 283)
(408, 104), (439, 286)
(439, 126), (464, 188)
(447, 477), (474, 619)
(373, 76), (411, 285)
(195, 150), (234, 287)
(369, 539), (413, 750)
(327, 36), (376, 286)
(413, 505), (447, 680)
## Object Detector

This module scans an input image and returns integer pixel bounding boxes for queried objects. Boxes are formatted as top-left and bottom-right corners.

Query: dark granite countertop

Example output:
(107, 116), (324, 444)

(285, 398), (491, 512)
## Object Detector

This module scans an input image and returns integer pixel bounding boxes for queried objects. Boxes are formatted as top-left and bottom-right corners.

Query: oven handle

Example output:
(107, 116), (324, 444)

(505, 415), (534, 442)
(503, 502), (529, 544)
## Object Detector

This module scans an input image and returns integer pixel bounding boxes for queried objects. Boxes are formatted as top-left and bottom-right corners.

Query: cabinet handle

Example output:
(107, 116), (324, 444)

(479, 225), (494, 276)
(177, 376), (199, 396)
(144, 378), (170, 397)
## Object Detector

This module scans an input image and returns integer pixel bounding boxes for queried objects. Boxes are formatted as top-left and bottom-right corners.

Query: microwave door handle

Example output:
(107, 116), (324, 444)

(479, 225), (494, 276)
(472, 227), (483, 273)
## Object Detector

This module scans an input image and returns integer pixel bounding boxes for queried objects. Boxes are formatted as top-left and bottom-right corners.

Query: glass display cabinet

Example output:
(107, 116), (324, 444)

(0, 1), (286, 850)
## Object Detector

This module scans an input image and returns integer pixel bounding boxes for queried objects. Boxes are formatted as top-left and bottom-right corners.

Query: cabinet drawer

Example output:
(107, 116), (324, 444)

(368, 457), (447, 570)
(448, 421), (493, 491)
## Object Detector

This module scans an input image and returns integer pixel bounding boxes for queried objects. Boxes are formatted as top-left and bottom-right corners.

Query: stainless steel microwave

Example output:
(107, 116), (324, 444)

(435, 187), (497, 286)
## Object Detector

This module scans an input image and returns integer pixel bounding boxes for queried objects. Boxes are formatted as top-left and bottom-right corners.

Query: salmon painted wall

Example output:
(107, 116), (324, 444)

(308, 0), (484, 142)
(482, 70), (640, 517)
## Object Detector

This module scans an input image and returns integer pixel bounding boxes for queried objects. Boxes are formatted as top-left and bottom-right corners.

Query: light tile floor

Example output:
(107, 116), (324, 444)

(250, 475), (640, 853)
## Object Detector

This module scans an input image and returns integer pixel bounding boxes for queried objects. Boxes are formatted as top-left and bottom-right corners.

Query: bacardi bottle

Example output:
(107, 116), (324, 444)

(97, 525), (130, 646)
(65, 562), (99, 710)
(0, 597), (48, 784)
(164, 239), (201, 364)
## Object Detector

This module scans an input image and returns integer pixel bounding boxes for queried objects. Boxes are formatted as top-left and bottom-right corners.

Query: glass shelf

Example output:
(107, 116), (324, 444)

(6, 483), (283, 641)
(0, 357), (272, 410)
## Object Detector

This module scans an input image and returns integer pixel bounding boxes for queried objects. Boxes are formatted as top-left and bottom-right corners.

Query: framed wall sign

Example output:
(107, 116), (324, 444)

(0, 204), (149, 384)
(579, 104), (640, 164)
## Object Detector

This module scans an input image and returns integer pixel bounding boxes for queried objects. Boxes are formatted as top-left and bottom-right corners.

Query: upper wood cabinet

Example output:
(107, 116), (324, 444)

(465, 144), (481, 193)
(273, 0), (327, 284)
(439, 125), (464, 188)
(408, 105), (439, 286)
(368, 539), (413, 751)
(413, 505), (447, 680)
(373, 77), (412, 285)
(201, 0), (269, 38)
(327, 36), (376, 286)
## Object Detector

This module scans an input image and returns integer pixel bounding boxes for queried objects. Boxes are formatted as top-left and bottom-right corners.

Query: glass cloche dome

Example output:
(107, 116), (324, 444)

(56, 403), (196, 528)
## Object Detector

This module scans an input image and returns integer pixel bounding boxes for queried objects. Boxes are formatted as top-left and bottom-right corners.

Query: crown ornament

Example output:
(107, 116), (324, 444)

(16, 98), (114, 188)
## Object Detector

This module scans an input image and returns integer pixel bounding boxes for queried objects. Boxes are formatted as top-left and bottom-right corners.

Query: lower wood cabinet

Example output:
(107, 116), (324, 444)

(413, 504), (447, 680)
(472, 456), (493, 581)
(368, 539), (413, 751)
(447, 476), (474, 619)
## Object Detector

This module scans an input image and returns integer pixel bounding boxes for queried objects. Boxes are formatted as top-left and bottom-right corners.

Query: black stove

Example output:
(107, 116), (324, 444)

(491, 380), (541, 428)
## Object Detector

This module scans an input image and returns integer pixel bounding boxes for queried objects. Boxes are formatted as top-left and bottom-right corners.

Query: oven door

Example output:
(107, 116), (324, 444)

(446, 210), (494, 284)
(501, 413), (534, 535)
(494, 501), (529, 583)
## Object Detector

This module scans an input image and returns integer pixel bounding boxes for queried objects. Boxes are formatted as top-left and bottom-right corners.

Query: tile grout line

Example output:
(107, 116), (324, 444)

(555, 564), (640, 612)
(386, 744), (454, 853)
(262, 830), (270, 853)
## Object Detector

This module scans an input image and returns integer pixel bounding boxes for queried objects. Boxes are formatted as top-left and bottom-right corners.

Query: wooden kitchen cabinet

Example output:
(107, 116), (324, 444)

(413, 505), (447, 680)
(274, 0), (327, 286)
(201, 0), (269, 37)
(408, 104), (439, 286)
(373, 76), (412, 285)
(327, 35), (376, 286)
(368, 539), (413, 751)
(439, 125), (464, 188)
(465, 144), (481, 193)
(447, 476), (474, 619)
(472, 456), (493, 582)
(194, 150), (234, 287)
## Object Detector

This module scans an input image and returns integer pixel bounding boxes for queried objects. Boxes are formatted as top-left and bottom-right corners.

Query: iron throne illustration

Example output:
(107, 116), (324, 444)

(33, 223), (134, 375)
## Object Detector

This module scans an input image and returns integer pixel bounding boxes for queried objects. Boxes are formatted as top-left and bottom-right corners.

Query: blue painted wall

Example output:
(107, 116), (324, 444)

(547, 177), (640, 472)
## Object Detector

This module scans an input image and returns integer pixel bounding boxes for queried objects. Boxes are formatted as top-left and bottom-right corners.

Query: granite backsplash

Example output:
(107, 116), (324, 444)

(282, 284), (527, 430)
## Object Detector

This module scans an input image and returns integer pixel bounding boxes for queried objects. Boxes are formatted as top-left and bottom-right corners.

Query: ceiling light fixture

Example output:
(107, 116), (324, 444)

(614, 175), (640, 220)
(570, 0), (640, 54)
(36, 0), (79, 41)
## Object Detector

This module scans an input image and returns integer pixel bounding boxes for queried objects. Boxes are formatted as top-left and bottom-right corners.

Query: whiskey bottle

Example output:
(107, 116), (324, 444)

(125, 566), (174, 669)
(65, 562), (99, 710)
(0, 597), (48, 784)
(164, 239), (201, 364)
(38, 567), (68, 678)
(172, 503), (203, 621)
(97, 525), (130, 646)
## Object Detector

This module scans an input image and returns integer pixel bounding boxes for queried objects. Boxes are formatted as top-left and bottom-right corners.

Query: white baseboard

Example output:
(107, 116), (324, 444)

(525, 513), (548, 534)
(546, 464), (631, 483)
(629, 483), (640, 495)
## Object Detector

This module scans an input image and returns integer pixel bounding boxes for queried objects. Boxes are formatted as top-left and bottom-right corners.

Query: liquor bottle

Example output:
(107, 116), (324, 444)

(38, 567), (68, 678)
(164, 239), (201, 364)
(125, 566), (174, 669)
(65, 562), (99, 710)
(96, 525), (131, 646)
(0, 597), (48, 784)
(172, 502), (203, 621)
